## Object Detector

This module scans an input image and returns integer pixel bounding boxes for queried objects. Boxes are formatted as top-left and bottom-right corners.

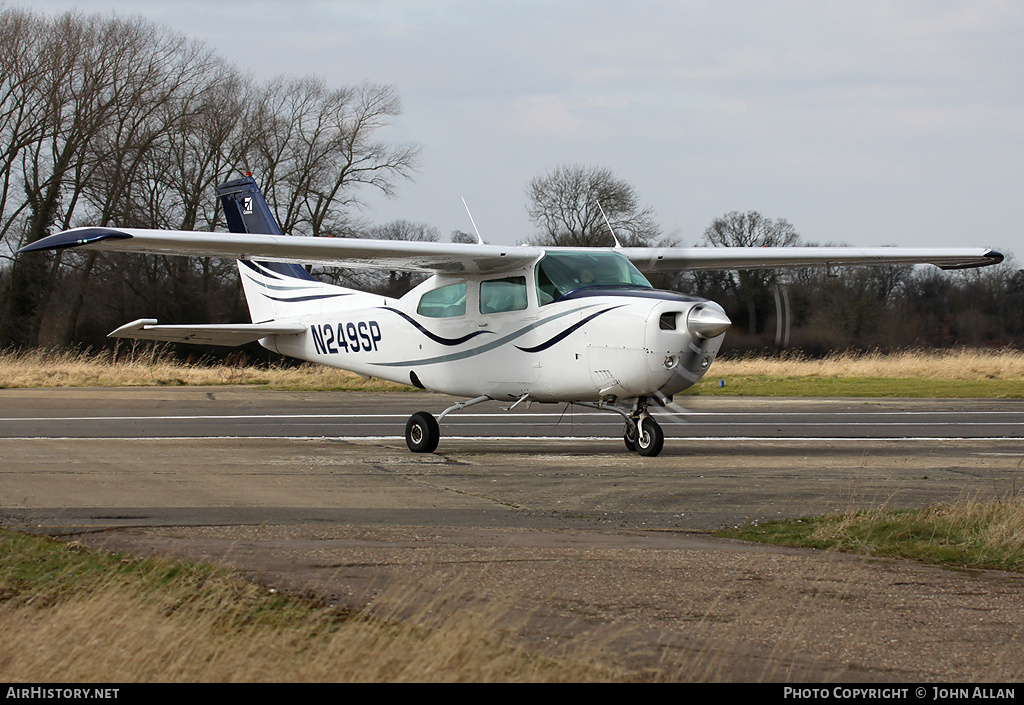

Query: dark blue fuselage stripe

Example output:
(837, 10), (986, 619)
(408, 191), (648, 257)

(371, 305), (599, 368)
(379, 307), (494, 346)
(515, 306), (623, 353)
(262, 293), (351, 303)
(239, 259), (282, 280)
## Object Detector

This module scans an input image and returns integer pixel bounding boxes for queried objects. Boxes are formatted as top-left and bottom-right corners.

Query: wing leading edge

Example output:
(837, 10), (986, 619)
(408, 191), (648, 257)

(20, 226), (542, 275)
(21, 226), (1002, 274)
(616, 246), (1004, 272)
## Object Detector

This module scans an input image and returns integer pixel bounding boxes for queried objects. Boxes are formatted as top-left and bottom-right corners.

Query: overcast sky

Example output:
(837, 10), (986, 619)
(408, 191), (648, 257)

(29, 1), (1024, 255)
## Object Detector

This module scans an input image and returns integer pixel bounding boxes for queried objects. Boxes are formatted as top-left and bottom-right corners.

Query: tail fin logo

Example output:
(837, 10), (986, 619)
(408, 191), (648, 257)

(243, 197), (253, 215)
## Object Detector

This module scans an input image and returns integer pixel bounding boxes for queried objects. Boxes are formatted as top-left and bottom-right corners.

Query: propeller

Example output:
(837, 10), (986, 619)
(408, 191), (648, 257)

(677, 303), (731, 379)
(651, 389), (693, 425)
(773, 283), (791, 348)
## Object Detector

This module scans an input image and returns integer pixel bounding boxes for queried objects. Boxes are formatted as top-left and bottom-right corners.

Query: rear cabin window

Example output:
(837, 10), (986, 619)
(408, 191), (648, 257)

(480, 276), (528, 314)
(417, 283), (466, 318)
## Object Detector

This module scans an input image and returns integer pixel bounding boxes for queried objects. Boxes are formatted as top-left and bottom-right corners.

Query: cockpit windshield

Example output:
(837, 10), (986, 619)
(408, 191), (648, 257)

(535, 251), (653, 305)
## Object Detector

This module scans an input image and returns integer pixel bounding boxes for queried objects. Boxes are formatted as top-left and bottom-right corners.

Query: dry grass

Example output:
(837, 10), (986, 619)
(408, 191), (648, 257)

(0, 531), (624, 683)
(2, 347), (1021, 391)
(715, 347), (1024, 380)
(0, 588), (620, 682)
(0, 347), (412, 391)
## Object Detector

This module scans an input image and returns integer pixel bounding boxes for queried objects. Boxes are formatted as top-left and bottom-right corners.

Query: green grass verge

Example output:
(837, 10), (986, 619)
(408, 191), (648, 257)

(688, 376), (1024, 398)
(0, 529), (333, 626)
(717, 497), (1024, 572)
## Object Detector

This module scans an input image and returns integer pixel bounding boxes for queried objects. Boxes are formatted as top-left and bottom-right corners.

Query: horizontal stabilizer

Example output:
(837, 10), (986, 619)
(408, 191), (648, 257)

(109, 319), (305, 346)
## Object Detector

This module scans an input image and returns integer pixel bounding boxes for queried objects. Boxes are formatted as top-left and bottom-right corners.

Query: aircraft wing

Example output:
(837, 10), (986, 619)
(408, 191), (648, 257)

(21, 226), (1002, 275)
(109, 319), (306, 346)
(19, 226), (542, 275)
(617, 246), (1004, 272)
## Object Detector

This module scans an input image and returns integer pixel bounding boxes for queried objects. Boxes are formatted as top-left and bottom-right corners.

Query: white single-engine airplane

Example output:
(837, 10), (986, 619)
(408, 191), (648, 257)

(20, 176), (1003, 456)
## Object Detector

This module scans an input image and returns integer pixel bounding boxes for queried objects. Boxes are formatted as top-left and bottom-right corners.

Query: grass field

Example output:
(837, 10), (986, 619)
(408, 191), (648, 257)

(719, 492), (1024, 572)
(2, 346), (1023, 396)
(0, 530), (625, 682)
(690, 347), (1024, 397)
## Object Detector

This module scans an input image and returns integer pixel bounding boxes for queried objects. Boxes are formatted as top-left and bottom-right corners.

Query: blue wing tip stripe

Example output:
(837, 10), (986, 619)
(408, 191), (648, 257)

(18, 227), (132, 253)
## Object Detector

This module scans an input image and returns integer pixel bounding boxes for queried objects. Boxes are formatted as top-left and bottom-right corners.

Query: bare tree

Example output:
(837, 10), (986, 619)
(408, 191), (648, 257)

(0, 9), (49, 249)
(698, 211), (802, 336)
(245, 77), (420, 238)
(0, 8), (422, 348)
(316, 220), (439, 297)
(525, 164), (661, 247)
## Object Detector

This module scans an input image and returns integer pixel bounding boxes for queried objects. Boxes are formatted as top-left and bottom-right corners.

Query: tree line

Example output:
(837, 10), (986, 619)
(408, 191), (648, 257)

(0, 8), (417, 349)
(524, 165), (1024, 354)
(675, 212), (1023, 354)
(0, 9), (1018, 358)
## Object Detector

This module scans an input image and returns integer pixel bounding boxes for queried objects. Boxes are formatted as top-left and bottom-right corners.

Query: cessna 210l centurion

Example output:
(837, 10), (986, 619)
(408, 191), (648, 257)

(21, 176), (1003, 456)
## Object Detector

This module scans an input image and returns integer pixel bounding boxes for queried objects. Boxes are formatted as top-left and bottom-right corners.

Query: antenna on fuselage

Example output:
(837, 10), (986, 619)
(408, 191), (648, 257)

(597, 201), (622, 249)
(461, 197), (485, 245)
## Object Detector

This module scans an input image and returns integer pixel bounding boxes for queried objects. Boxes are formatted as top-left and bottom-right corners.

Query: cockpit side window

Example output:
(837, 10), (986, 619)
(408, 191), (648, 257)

(417, 282), (467, 318)
(535, 252), (652, 305)
(480, 276), (528, 314)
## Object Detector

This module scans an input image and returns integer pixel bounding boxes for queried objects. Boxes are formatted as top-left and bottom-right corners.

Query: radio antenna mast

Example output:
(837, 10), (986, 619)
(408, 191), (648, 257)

(461, 197), (485, 245)
(597, 201), (623, 248)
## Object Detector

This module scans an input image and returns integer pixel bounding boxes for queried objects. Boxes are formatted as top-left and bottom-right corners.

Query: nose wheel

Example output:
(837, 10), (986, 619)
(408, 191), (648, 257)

(635, 416), (664, 456)
(623, 414), (664, 457)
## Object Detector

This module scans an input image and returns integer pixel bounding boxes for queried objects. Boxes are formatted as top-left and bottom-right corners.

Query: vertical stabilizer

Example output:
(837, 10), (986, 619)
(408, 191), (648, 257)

(216, 176), (285, 236)
(217, 175), (346, 324)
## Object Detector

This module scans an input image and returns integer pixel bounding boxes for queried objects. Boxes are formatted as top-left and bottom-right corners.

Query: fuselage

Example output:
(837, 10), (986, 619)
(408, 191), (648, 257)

(256, 251), (729, 402)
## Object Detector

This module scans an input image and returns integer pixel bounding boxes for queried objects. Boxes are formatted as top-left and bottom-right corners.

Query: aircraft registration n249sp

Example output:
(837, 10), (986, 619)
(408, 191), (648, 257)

(20, 176), (1003, 456)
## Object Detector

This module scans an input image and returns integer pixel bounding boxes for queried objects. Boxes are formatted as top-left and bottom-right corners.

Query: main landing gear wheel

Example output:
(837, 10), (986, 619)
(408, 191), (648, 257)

(635, 417), (664, 457)
(405, 411), (439, 453)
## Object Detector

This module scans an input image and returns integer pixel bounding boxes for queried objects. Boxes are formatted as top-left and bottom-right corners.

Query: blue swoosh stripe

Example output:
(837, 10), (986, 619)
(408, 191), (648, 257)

(371, 306), (594, 368)
(242, 271), (322, 292)
(515, 306), (623, 353)
(379, 307), (494, 346)
(263, 293), (351, 303)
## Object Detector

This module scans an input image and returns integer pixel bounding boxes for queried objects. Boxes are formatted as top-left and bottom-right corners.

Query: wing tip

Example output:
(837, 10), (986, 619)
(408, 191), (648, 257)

(18, 227), (133, 254)
(938, 249), (1004, 270)
(108, 318), (158, 338)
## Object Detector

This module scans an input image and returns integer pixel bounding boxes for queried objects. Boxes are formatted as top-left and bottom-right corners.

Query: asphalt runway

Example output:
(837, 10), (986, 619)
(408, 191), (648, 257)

(2, 387), (1024, 681)
(2, 386), (1022, 441)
